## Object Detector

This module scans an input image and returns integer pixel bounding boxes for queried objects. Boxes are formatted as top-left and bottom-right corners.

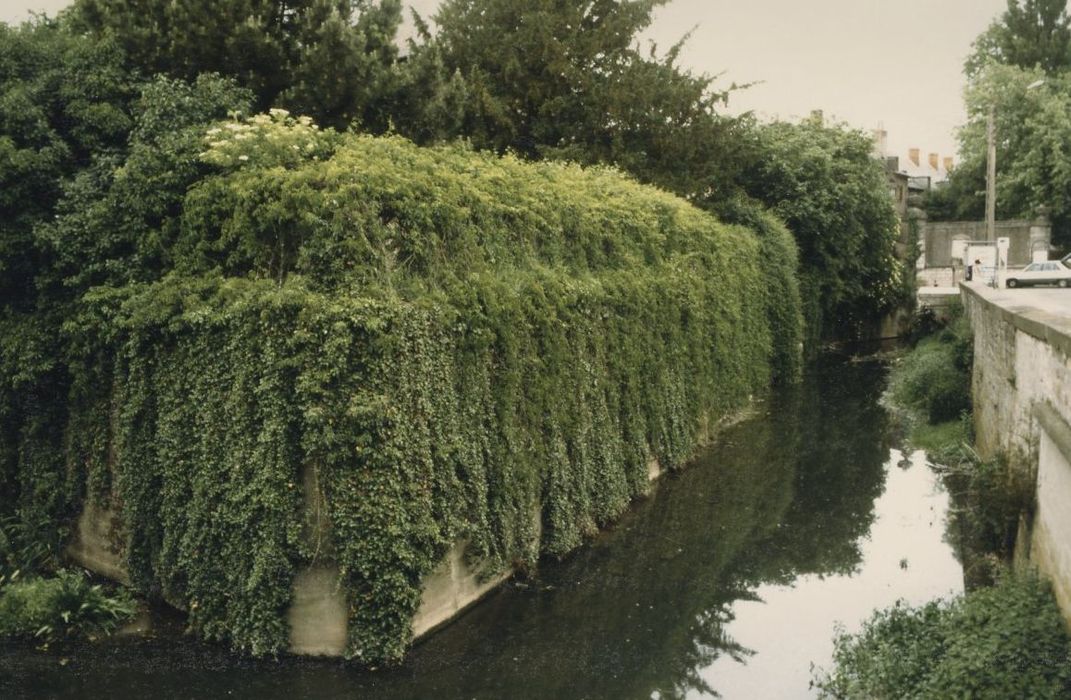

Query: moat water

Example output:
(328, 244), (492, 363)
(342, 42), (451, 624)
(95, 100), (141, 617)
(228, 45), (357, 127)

(1, 356), (963, 699)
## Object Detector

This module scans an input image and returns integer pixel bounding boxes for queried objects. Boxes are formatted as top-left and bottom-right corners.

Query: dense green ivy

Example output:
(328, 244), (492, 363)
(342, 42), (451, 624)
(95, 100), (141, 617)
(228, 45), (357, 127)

(6, 118), (801, 663)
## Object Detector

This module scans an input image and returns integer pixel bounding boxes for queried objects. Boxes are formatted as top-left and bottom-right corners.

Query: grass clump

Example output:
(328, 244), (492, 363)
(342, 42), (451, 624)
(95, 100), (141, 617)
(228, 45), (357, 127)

(0, 570), (135, 641)
(1, 514), (137, 643)
(909, 418), (969, 459)
(814, 574), (1071, 699)
(0, 514), (56, 585)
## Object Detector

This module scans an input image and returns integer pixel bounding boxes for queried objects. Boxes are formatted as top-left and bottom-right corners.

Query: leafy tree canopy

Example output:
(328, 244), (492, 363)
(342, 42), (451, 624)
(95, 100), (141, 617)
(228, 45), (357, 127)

(934, 62), (1071, 249)
(934, 0), (1071, 251)
(0, 19), (133, 311)
(66, 0), (402, 129)
(396, 0), (899, 341)
(733, 115), (903, 339)
(38, 74), (254, 295)
(965, 0), (1071, 78)
(398, 0), (746, 202)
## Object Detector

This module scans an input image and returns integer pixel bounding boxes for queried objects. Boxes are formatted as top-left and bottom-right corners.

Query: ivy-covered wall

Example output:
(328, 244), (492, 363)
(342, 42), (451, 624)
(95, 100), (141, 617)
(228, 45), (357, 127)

(4, 115), (802, 663)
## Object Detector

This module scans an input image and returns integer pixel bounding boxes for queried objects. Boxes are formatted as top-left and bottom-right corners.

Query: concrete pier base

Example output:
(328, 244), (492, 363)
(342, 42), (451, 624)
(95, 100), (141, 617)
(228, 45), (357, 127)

(66, 500), (128, 585)
(288, 565), (349, 656)
(412, 541), (511, 639)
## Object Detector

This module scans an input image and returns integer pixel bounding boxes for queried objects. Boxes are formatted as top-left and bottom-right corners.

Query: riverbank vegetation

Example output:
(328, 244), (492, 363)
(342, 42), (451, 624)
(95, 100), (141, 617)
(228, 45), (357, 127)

(2, 1), (904, 663)
(820, 304), (1071, 697)
(886, 304), (1029, 575)
(2, 109), (800, 661)
(0, 517), (135, 642)
(815, 573), (1071, 699)
(888, 308), (972, 429)
(0, 571), (135, 642)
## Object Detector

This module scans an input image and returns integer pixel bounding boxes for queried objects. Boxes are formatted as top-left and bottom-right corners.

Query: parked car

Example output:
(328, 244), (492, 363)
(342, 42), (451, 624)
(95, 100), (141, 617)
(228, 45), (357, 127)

(1006, 259), (1071, 288)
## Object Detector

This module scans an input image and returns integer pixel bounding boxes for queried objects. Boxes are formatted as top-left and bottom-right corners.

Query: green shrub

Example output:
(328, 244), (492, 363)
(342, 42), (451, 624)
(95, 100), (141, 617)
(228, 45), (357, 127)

(0, 514), (57, 586)
(908, 418), (969, 463)
(815, 574), (1071, 699)
(0, 570), (135, 640)
(889, 309), (972, 425)
(714, 197), (803, 383)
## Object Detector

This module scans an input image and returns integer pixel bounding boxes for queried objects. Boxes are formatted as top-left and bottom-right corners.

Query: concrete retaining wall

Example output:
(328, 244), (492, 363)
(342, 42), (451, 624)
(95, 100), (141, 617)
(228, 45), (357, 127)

(65, 501), (512, 656)
(65, 412), (743, 657)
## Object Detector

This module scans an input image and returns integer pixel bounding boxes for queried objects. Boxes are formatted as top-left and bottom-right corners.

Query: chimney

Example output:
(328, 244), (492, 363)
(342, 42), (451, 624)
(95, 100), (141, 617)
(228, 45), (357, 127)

(872, 126), (888, 157)
(928, 152), (939, 170)
(943, 156), (954, 172)
(909, 148), (920, 166)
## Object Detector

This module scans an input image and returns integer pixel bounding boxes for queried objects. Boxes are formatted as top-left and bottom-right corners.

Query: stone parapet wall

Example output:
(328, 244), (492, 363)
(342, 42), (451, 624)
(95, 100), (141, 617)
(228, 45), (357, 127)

(961, 283), (1071, 626)
(1033, 404), (1071, 620)
(961, 284), (1071, 461)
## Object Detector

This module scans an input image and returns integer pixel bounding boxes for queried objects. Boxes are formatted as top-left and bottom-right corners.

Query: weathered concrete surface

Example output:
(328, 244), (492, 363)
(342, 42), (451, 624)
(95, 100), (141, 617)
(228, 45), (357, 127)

(647, 455), (662, 481)
(66, 500), (129, 585)
(917, 287), (960, 322)
(287, 462), (348, 655)
(1033, 403), (1071, 620)
(287, 565), (349, 656)
(962, 282), (1071, 625)
(66, 405), (755, 657)
(412, 541), (512, 639)
(926, 218), (1047, 268)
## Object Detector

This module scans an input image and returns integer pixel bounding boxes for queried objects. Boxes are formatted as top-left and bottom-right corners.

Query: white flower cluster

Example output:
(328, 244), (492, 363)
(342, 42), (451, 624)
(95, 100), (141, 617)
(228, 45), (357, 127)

(199, 109), (329, 168)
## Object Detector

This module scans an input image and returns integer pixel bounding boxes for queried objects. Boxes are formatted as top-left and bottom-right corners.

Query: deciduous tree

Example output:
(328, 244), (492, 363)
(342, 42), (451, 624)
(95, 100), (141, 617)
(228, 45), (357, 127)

(965, 0), (1071, 78)
(400, 0), (746, 200)
(0, 19), (133, 312)
(945, 63), (1071, 248)
(733, 115), (902, 340)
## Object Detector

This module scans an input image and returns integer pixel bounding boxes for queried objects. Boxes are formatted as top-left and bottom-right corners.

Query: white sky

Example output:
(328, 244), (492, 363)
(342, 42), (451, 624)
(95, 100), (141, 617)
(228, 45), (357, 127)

(2, 0), (1007, 160)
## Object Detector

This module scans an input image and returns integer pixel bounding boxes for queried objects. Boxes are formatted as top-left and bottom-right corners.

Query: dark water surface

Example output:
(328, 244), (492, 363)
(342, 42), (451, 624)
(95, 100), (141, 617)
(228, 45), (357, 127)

(1, 358), (962, 699)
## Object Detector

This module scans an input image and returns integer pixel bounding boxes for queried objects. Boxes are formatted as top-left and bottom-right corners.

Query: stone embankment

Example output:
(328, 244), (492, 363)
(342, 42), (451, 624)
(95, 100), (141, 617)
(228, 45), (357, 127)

(961, 282), (1071, 620)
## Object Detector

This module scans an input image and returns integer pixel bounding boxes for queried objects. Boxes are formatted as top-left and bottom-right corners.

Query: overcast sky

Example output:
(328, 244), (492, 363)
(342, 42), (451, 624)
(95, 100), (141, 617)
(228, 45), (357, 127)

(2, 0), (1007, 160)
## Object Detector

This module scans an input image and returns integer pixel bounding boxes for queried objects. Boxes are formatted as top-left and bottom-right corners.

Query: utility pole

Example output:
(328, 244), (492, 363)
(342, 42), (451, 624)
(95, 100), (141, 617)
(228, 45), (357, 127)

(986, 79), (1045, 244)
(986, 104), (996, 243)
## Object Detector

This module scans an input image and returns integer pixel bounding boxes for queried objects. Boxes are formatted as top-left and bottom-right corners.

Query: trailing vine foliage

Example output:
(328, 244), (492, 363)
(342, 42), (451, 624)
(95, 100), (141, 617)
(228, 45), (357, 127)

(0, 68), (253, 570)
(7, 112), (801, 663)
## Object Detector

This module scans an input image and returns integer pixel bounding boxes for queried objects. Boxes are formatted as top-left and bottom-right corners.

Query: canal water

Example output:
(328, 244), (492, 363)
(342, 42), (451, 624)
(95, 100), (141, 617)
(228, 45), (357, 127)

(1, 357), (963, 699)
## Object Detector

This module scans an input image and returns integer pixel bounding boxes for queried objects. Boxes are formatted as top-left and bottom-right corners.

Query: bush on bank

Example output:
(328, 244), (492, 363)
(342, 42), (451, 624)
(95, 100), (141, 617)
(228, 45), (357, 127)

(865, 302), (1067, 698)
(814, 574), (1071, 699)
(887, 307), (972, 426)
(0, 570), (136, 641)
(3, 113), (803, 662)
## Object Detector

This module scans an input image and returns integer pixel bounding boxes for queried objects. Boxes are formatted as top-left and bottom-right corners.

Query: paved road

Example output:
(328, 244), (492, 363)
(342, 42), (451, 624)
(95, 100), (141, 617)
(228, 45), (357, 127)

(964, 281), (1071, 337)
(972, 284), (1069, 317)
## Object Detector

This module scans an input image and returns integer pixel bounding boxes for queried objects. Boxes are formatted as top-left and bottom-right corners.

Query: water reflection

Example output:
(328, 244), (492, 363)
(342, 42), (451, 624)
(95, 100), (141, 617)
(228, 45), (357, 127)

(0, 358), (962, 700)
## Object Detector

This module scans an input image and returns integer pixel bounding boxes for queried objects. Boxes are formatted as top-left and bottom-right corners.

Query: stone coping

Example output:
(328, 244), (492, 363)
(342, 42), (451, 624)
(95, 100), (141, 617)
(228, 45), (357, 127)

(960, 282), (1071, 359)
